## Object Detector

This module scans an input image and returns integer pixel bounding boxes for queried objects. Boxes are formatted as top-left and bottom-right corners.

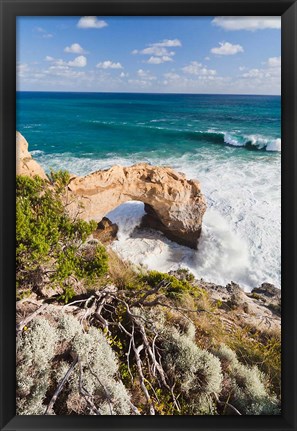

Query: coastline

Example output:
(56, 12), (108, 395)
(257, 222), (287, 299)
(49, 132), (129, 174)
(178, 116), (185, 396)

(16, 130), (281, 416)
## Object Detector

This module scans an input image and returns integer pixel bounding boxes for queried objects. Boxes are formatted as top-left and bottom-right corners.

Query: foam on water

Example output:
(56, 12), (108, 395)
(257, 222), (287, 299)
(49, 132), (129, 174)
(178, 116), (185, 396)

(207, 129), (281, 152)
(36, 146), (281, 291)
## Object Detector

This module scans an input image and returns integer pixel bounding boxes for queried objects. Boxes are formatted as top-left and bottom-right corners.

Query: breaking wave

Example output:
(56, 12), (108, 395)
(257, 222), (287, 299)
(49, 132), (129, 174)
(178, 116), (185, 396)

(88, 120), (281, 152)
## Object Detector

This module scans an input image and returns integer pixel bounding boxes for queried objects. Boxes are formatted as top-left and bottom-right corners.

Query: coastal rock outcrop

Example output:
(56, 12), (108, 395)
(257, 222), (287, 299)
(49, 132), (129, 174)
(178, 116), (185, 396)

(92, 217), (119, 244)
(16, 132), (47, 180)
(16, 132), (207, 249)
(67, 164), (207, 249)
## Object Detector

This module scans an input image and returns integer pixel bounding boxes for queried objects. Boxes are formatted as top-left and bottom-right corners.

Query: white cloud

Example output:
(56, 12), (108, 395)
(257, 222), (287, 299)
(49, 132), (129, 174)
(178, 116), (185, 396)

(137, 69), (156, 80)
(77, 16), (108, 29)
(67, 55), (87, 67)
(211, 42), (244, 55)
(96, 60), (123, 69)
(134, 46), (174, 57)
(127, 79), (153, 88)
(64, 43), (86, 54)
(42, 33), (53, 39)
(46, 65), (86, 79)
(147, 55), (173, 64)
(120, 71), (128, 78)
(205, 56), (210, 61)
(240, 56), (281, 93)
(234, 66), (280, 94)
(35, 26), (53, 38)
(153, 38), (182, 47)
(43, 55), (87, 68)
(242, 68), (263, 78)
(132, 39), (181, 62)
(17, 63), (30, 77)
(164, 72), (181, 80)
(212, 16), (281, 31)
(127, 69), (157, 88)
(182, 61), (216, 76)
(267, 56), (281, 67)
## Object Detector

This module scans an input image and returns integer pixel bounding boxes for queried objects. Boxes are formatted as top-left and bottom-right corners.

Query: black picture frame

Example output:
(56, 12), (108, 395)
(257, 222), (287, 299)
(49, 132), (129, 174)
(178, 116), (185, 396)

(0, 1), (296, 430)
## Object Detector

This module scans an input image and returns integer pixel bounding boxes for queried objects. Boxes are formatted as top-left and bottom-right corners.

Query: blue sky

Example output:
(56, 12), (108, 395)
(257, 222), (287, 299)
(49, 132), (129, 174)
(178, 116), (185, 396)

(17, 16), (281, 94)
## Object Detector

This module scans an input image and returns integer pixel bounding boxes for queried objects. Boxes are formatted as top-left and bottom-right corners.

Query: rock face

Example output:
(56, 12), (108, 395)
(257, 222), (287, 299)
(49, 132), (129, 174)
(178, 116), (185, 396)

(16, 132), (207, 249)
(16, 132), (47, 180)
(93, 217), (119, 244)
(194, 276), (281, 331)
(67, 164), (207, 249)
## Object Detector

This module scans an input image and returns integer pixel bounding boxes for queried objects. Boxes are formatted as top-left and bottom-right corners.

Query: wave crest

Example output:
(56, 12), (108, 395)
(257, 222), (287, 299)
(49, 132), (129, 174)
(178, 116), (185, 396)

(87, 120), (281, 152)
(206, 130), (281, 152)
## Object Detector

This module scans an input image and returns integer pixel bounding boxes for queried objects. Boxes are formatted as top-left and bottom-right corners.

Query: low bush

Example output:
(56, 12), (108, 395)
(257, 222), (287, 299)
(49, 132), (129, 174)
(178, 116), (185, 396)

(162, 326), (223, 396)
(142, 270), (204, 299)
(16, 173), (108, 302)
(16, 317), (59, 415)
(16, 311), (132, 415)
(213, 344), (280, 415)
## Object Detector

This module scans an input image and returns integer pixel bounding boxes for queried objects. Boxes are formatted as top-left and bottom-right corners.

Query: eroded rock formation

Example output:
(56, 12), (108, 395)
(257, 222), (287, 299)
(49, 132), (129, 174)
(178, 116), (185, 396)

(16, 132), (47, 180)
(16, 132), (207, 249)
(67, 164), (207, 248)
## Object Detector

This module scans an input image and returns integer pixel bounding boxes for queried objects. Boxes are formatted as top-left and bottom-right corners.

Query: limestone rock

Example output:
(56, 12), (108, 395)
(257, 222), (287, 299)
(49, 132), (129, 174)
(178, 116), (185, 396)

(250, 283), (281, 316)
(251, 283), (280, 299)
(67, 163), (207, 249)
(93, 217), (119, 244)
(16, 132), (48, 180)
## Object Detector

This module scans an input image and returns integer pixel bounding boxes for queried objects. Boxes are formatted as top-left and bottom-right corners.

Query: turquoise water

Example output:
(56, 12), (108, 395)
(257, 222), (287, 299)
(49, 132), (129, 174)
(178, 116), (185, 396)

(17, 92), (280, 160)
(16, 92), (281, 289)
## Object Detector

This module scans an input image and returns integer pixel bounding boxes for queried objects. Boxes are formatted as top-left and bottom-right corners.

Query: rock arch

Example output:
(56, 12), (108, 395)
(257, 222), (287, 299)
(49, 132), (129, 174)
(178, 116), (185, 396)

(67, 163), (207, 249)
(16, 131), (207, 249)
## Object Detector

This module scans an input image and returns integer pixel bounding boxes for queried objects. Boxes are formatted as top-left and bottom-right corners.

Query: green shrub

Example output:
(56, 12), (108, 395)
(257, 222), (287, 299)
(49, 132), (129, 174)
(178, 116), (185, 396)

(142, 270), (202, 299)
(48, 169), (71, 190)
(16, 174), (108, 301)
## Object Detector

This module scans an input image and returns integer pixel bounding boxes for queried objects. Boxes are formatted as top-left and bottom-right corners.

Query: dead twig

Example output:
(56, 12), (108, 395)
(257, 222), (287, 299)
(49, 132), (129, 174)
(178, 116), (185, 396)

(17, 303), (49, 332)
(44, 353), (78, 415)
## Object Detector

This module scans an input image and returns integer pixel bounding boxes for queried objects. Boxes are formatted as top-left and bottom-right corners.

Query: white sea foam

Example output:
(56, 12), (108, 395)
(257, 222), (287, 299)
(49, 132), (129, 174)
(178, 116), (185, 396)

(30, 150), (44, 156)
(207, 129), (281, 152)
(37, 148), (281, 290)
(149, 118), (169, 123)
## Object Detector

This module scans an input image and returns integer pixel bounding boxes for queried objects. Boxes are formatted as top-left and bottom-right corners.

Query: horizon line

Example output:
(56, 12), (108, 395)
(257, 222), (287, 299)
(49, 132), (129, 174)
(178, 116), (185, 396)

(16, 90), (281, 97)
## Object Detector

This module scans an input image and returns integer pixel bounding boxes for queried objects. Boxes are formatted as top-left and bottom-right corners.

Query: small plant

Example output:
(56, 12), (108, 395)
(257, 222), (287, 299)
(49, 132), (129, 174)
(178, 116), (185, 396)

(174, 268), (196, 282)
(142, 270), (203, 299)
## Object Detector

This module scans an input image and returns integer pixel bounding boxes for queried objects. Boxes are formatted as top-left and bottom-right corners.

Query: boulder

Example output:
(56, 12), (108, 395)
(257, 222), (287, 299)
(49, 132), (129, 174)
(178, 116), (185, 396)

(251, 283), (280, 299)
(251, 283), (281, 316)
(93, 217), (119, 244)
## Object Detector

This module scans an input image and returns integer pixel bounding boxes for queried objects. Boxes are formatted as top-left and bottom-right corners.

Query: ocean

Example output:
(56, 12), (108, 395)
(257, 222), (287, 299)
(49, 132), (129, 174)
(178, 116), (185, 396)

(16, 91), (281, 290)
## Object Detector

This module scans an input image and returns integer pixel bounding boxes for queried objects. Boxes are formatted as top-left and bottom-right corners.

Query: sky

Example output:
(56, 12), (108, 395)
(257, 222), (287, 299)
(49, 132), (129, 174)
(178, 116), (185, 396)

(17, 16), (281, 95)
